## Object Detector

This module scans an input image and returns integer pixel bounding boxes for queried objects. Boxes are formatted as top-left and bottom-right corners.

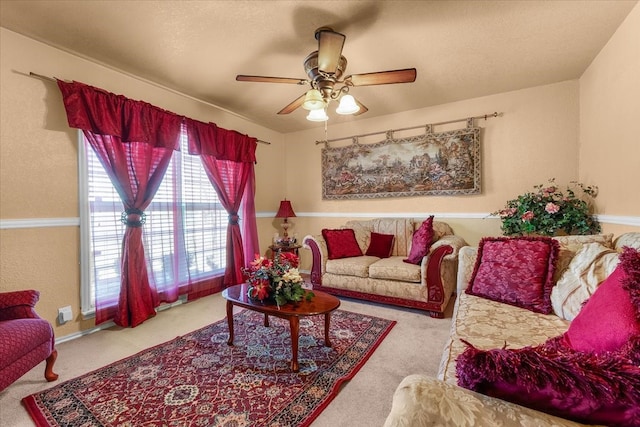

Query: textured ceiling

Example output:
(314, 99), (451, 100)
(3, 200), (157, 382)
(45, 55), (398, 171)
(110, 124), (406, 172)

(1, 0), (637, 133)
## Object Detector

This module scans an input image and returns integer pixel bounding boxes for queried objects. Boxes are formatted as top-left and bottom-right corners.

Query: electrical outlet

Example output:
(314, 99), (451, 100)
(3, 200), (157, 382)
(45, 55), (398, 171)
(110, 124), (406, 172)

(58, 306), (73, 324)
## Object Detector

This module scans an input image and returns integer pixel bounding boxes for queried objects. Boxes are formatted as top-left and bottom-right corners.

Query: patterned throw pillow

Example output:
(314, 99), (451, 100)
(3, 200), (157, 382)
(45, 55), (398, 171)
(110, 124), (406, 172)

(365, 232), (395, 258)
(466, 237), (559, 314)
(322, 229), (363, 260)
(403, 216), (434, 265)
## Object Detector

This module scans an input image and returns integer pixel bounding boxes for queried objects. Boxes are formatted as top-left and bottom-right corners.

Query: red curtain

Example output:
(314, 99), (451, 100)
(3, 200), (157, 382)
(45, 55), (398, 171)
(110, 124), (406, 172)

(58, 80), (181, 327)
(241, 167), (260, 265)
(186, 119), (258, 286)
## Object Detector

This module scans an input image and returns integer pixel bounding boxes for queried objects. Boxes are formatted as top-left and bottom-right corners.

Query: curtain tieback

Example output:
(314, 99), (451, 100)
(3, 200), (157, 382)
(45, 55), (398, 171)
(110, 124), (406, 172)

(121, 208), (147, 228)
(228, 213), (240, 225)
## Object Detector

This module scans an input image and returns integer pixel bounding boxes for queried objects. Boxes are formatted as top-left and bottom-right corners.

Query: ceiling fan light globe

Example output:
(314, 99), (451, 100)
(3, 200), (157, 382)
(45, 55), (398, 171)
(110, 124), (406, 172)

(306, 108), (329, 122)
(336, 94), (360, 115)
(302, 89), (325, 110)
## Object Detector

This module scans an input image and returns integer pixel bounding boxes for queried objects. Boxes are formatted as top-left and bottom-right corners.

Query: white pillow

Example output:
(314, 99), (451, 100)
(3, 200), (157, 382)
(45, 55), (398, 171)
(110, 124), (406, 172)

(550, 242), (619, 320)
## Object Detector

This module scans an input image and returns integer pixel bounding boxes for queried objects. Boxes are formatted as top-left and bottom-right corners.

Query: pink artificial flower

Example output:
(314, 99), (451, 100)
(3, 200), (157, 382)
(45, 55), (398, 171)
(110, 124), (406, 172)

(545, 202), (560, 214)
(521, 211), (535, 221)
(499, 208), (517, 218)
(544, 186), (556, 194)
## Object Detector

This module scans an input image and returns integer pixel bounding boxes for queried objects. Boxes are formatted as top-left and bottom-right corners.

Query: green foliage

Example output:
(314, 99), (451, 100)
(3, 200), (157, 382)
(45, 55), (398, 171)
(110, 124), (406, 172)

(493, 179), (601, 236)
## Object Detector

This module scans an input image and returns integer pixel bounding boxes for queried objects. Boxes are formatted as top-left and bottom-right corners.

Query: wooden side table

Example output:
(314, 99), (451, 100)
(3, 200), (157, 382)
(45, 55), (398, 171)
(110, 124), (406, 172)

(269, 243), (301, 258)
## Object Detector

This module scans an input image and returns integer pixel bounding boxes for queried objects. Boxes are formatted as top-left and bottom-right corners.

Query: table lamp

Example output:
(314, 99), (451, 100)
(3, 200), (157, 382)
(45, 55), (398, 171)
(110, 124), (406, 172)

(275, 199), (296, 244)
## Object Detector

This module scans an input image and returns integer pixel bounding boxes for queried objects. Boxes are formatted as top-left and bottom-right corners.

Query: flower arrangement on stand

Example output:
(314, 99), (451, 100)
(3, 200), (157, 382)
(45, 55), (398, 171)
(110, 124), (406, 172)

(493, 179), (601, 236)
(242, 251), (314, 307)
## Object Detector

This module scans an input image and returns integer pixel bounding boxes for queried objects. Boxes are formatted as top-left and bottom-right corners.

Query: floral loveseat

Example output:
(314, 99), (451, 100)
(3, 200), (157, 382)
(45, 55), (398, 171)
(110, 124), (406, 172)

(303, 217), (468, 318)
(384, 232), (640, 427)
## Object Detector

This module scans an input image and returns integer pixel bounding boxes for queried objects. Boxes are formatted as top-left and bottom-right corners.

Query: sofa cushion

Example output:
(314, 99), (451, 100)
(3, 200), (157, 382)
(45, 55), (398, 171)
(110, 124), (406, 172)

(369, 257), (421, 282)
(437, 292), (569, 385)
(551, 242), (619, 320)
(403, 216), (434, 265)
(563, 247), (640, 355)
(325, 256), (378, 277)
(467, 237), (559, 314)
(322, 228), (363, 260)
(365, 232), (395, 258)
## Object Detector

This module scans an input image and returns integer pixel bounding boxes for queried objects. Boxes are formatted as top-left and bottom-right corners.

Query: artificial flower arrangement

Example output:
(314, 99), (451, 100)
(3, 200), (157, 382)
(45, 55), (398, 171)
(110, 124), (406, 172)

(494, 179), (601, 236)
(242, 251), (314, 307)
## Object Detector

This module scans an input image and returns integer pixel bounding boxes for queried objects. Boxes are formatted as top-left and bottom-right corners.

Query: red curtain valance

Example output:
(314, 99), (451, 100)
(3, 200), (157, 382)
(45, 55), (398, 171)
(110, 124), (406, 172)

(186, 118), (257, 163)
(57, 80), (182, 150)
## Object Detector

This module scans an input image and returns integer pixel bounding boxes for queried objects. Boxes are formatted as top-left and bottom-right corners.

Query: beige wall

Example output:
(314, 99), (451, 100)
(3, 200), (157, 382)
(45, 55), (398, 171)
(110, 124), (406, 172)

(579, 3), (640, 218)
(0, 29), (284, 336)
(284, 80), (583, 268)
(2, 3), (639, 340)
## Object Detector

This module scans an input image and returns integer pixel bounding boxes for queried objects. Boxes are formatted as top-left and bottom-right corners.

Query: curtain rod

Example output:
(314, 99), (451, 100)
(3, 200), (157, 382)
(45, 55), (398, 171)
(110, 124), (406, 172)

(27, 72), (271, 145)
(315, 111), (502, 145)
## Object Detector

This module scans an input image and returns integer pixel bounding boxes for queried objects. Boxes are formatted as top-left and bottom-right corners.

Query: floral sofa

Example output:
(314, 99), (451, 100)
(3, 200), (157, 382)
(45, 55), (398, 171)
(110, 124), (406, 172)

(302, 217), (468, 318)
(384, 232), (640, 427)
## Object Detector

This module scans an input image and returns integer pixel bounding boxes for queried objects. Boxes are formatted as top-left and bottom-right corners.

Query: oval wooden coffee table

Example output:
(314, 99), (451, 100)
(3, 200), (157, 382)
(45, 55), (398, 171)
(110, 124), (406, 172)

(222, 284), (340, 372)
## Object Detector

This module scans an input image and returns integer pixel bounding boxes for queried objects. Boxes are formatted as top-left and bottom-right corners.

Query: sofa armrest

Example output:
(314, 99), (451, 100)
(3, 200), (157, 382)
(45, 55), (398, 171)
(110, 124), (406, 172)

(0, 290), (41, 321)
(456, 246), (478, 293)
(384, 375), (589, 427)
(302, 234), (328, 285)
(420, 235), (468, 307)
(431, 234), (468, 255)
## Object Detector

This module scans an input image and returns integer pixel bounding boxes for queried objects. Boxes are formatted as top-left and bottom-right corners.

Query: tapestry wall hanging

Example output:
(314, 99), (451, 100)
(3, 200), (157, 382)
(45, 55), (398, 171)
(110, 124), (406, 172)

(321, 125), (481, 199)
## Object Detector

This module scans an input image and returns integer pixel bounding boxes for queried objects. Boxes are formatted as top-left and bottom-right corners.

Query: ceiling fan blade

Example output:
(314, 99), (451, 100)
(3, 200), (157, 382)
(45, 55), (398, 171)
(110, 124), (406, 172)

(277, 93), (306, 115)
(317, 29), (346, 74)
(348, 68), (417, 86)
(236, 75), (307, 85)
(353, 98), (368, 116)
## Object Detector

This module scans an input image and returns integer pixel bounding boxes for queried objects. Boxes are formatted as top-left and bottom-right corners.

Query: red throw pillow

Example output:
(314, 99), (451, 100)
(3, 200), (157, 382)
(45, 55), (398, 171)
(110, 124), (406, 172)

(466, 236), (559, 314)
(365, 232), (395, 258)
(322, 228), (363, 260)
(403, 216), (434, 264)
(563, 247), (640, 355)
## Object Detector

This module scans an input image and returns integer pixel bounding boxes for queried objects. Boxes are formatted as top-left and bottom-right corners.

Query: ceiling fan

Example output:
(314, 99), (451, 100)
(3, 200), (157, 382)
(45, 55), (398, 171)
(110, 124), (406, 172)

(236, 27), (417, 121)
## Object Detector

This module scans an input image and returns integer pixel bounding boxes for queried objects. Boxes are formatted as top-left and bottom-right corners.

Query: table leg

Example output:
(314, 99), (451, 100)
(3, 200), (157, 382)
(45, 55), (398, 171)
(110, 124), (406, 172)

(226, 300), (234, 346)
(289, 316), (300, 372)
(324, 312), (332, 347)
(264, 313), (269, 327)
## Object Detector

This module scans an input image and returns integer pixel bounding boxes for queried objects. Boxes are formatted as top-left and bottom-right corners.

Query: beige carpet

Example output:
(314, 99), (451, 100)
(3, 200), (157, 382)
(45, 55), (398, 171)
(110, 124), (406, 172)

(0, 292), (453, 426)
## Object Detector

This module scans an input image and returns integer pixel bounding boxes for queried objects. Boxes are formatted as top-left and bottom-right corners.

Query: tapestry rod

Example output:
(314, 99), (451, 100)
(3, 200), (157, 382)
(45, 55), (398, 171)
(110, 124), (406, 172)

(315, 111), (502, 145)
(27, 72), (271, 145)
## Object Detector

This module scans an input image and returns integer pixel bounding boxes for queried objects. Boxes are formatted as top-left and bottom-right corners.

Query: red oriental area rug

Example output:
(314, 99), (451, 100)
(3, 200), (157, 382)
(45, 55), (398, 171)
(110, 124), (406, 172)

(23, 309), (395, 426)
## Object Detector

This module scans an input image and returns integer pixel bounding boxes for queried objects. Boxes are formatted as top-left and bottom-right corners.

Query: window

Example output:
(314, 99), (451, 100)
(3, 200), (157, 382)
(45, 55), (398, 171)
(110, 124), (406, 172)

(79, 128), (227, 316)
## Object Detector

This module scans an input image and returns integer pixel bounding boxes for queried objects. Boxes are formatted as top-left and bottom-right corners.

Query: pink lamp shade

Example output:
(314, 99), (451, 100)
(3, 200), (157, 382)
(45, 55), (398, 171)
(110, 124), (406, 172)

(275, 200), (296, 218)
